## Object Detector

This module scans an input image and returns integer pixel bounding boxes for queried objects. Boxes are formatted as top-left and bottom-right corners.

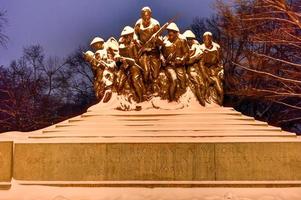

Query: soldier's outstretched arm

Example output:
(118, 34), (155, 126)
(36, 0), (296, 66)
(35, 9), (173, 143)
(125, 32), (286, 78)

(155, 36), (164, 47)
(189, 48), (202, 64)
(120, 57), (136, 66)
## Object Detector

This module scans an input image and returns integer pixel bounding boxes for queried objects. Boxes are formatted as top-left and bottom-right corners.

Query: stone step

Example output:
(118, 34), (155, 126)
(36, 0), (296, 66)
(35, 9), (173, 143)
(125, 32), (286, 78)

(39, 131), (291, 138)
(31, 131), (295, 139)
(15, 136), (301, 143)
(87, 106), (237, 112)
(55, 123), (269, 129)
(44, 126), (281, 133)
(79, 115), (254, 121)
(0, 182), (11, 190)
(65, 118), (268, 126)
(81, 112), (243, 117)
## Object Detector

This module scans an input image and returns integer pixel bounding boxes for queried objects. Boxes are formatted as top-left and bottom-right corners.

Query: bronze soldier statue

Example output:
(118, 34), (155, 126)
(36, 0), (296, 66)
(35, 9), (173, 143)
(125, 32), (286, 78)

(84, 36), (118, 103)
(97, 38), (120, 102)
(200, 32), (223, 105)
(134, 7), (162, 88)
(84, 37), (108, 100)
(105, 37), (120, 62)
(183, 30), (206, 106)
(161, 23), (190, 101)
(115, 26), (145, 102)
(84, 8), (225, 108)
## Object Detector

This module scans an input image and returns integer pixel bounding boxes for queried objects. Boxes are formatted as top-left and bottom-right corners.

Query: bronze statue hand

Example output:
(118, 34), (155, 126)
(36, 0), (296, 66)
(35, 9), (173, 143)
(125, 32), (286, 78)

(160, 54), (166, 67)
(175, 57), (183, 65)
(134, 40), (142, 49)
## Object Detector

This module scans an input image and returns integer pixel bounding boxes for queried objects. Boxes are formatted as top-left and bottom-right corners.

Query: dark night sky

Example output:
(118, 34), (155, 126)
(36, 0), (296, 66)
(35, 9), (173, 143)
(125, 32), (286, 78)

(0, 0), (215, 66)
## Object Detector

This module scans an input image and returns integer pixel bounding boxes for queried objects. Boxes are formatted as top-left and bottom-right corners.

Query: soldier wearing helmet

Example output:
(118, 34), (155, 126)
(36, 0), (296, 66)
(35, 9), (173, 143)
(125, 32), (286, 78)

(200, 31), (223, 105)
(90, 37), (107, 61)
(84, 37), (106, 100)
(183, 30), (206, 106)
(115, 26), (145, 102)
(161, 23), (190, 101)
(105, 37), (120, 60)
(200, 32), (221, 65)
(134, 6), (161, 86)
(90, 37), (105, 51)
(84, 36), (116, 101)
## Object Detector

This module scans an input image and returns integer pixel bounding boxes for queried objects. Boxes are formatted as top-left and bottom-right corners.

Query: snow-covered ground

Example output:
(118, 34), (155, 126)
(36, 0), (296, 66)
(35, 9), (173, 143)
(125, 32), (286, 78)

(1, 181), (301, 200)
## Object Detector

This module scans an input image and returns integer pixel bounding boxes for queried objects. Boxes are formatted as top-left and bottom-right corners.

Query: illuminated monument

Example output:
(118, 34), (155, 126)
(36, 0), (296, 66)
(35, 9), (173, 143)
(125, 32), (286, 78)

(0, 6), (301, 199)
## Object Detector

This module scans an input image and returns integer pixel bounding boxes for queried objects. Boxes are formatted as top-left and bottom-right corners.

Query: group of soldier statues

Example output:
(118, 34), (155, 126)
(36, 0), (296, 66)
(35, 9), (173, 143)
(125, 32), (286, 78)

(83, 7), (224, 106)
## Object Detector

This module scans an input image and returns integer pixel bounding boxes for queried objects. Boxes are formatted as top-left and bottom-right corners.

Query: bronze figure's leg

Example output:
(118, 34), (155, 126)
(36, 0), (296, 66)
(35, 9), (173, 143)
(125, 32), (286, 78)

(175, 67), (187, 90)
(202, 64), (213, 104)
(199, 62), (209, 87)
(166, 67), (178, 101)
(149, 54), (161, 94)
(96, 81), (106, 101)
(130, 65), (145, 102)
(206, 67), (224, 105)
(150, 54), (161, 81)
(153, 69), (169, 99)
(93, 79), (100, 99)
(94, 69), (105, 100)
(211, 73), (224, 105)
(139, 54), (150, 83)
(116, 69), (127, 95)
(187, 64), (206, 106)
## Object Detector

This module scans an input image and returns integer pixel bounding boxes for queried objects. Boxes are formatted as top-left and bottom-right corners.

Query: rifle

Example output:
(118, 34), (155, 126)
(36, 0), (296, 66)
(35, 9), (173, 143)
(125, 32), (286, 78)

(118, 56), (144, 71)
(138, 15), (179, 56)
(162, 52), (176, 67)
(83, 52), (111, 69)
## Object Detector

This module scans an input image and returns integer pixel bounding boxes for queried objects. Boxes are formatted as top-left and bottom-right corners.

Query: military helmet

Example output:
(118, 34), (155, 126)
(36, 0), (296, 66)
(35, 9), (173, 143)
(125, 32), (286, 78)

(90, 37), (104, 46)
(166, 22), (180, 32)
(141, 6), (152, 13)
(203, 31), (213, 37)
(121, 26), (134, 36)
(183, 30), (196, 39)
(84, 50), (94, 57)
(106, 37), (119, 51)
(83, 51), (94, 62)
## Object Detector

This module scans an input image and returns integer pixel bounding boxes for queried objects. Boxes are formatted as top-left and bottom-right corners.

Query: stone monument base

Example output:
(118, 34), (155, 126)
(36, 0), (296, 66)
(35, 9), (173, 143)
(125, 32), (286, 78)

(0, 100), (300, 189)
(10, 140), (301, 185)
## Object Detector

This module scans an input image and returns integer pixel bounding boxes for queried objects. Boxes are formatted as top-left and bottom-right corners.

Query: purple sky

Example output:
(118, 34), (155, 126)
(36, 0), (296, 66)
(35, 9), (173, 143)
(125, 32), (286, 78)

(0, 0), (215, 66)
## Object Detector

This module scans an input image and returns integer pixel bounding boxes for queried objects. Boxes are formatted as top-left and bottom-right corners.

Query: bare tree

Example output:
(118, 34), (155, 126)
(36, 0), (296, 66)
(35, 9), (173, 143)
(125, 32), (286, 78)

(190, 15), (222, 43)
(23, 45), (44, 80)
(0, 44), (96, 133)
(65, 47), (95, 105)
(0, 60), (40, 131)
(213, 0), (301, 132)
